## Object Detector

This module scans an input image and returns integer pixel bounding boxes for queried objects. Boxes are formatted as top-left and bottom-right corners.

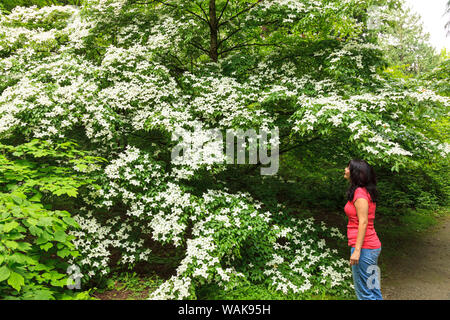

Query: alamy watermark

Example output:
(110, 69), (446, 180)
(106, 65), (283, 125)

(366, 265), (381, 290)
(171, 127), (279, 175)
(66, 264), (82, 290)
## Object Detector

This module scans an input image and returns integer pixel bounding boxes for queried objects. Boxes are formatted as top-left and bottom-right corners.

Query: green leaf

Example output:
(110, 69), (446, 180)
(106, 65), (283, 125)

(0, 266), (11, 282)
(12, 151), (24, 157)
(62, 217), (78, 228)
(33, 263), (50, 271)
(1, 211), (10, 220)
(54, 230), (67, 242)
(53, 189), (65, 196)
(29, 192), (42, 202)
(11, 195), (23, 205)
(36, 217), (53, 227)
(29, 225), (43, 236)
(57, 248), (70, 258)
(75, 164), (87, 171)
(36, 232), (51, 245)
(65, 189), (78, 197)
(30, 289), (55, 300)
(6, 184), (18, 192)
(40, 243), (53, 251)
(26, 217), (39, 226)
(2, 221), (19, 233)
(9, 253), (27, 264)
(4, 240), (18, 249)
(16, 242), (32, 252)
(8, 272), (25, 291)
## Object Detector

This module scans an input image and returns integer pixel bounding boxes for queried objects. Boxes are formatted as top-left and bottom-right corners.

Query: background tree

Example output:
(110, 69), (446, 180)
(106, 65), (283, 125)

(446, 0), (450, 35)
(368, 1), (440, 76)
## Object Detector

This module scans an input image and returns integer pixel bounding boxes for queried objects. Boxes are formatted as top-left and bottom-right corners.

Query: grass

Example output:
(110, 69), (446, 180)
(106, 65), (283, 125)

(196, 283), (353, 300)
(92, 271), (164, 300)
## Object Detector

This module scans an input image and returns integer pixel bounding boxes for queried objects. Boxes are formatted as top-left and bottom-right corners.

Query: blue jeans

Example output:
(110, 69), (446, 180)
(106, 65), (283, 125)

(350, 247), (383, 300)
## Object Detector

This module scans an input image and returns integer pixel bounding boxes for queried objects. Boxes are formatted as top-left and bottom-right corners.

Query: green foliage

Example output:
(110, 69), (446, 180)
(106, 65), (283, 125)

(424, 51), (450, 97)
(237, 151), (449, 218)
(95, 271), (165, 300)
(197, 282), (353, 300)
(0, 139), (104, 299)
(0, 1), (84, 12)
(383, 64), (414, 80)
(376, 160), (450, 215)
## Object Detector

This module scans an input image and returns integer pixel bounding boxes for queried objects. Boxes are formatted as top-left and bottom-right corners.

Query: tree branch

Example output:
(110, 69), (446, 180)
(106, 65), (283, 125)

(217, 0), (230, 24)
(189, 41), (210, 54)
(218, 0), (264, 27)
(278, 136), (322, 155)
(218, 26), (243, 47)
(218, 19), (282, 48)
(139, 0), (210, 24)
(236, 135), (321, 176)
(219, 42), (280, 55)
(195, 1), (210, 23)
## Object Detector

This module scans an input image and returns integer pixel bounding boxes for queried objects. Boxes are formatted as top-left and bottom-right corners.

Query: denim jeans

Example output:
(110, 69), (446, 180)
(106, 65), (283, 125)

(350, 247), (383, 300)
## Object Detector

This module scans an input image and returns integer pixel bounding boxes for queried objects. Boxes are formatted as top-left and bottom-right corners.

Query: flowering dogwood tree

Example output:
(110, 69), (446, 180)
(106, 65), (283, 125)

(0, 0), (448, 299)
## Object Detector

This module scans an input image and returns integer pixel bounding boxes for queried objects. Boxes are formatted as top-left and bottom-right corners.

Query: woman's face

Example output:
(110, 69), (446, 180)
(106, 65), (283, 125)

(344, 165), (350, 181)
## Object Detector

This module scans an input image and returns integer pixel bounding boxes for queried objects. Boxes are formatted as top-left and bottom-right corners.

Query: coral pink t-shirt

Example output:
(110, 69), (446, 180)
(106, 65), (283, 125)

(344, 187), (381, 249)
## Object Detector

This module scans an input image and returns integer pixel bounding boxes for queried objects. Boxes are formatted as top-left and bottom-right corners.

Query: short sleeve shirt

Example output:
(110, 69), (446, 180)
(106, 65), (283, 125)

(344, 187), (381, 249)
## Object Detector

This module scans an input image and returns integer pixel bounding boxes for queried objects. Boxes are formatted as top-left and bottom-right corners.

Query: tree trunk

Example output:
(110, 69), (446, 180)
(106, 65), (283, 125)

(209, 0), (219, 62)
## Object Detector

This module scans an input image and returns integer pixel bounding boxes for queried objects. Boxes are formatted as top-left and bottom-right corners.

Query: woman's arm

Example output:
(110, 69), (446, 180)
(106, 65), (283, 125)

(350, 198), (369, 265)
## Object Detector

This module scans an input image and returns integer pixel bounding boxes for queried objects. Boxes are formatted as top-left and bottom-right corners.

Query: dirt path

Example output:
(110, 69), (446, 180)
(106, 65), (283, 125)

(381, 215), (450, 300)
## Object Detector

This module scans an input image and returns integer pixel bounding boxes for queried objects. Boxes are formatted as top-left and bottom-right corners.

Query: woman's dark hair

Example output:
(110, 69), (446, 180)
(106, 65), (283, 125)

(346, 159), (378, 203)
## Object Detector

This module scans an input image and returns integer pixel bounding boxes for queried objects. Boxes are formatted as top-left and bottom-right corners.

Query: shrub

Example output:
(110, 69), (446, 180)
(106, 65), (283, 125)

(0, 139), (104, 299)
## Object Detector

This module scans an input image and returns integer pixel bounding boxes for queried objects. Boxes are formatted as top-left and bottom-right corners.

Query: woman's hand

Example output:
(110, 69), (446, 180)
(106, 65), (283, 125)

(350, 249), (360, 265)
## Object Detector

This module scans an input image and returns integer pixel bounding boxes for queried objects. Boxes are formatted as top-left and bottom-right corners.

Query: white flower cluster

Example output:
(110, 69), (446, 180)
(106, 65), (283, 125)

(291, 87), (449, 161)
(262, 217), (352, 296)
(95, 146), (193, 247)
(3, 2), (442, 169)
(149, 235), (244, 299)
(69, 211), (152, 279)
(85, 0), (127, 17)
(149, 190), (270, 299)
(6, 4), (76, 26)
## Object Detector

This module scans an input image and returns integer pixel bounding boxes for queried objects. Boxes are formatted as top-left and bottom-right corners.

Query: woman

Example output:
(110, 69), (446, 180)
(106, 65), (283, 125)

(344, 159), (383, 300)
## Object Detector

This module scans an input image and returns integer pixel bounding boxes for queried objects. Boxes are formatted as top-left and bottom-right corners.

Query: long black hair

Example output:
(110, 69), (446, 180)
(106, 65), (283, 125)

(346, 159), (378, 203)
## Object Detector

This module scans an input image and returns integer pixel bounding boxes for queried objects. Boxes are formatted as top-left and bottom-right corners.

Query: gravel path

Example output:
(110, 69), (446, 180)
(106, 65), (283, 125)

(381, 216), (450, 300)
